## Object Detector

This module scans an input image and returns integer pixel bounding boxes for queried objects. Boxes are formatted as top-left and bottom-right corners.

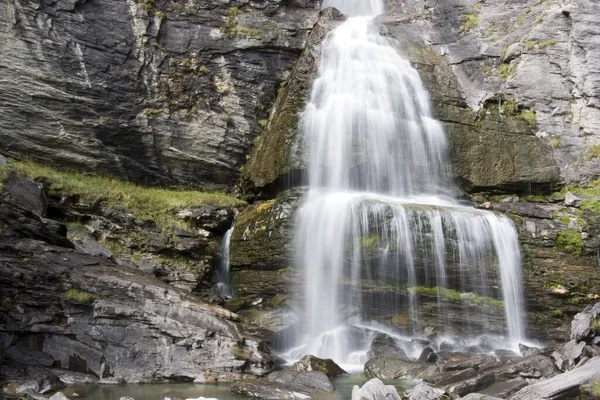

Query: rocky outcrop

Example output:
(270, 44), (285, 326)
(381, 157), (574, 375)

(0, 179), (272, 385)
(0, 0), (320, 190)
(230, 369), (334, 399)
(239, 8), (345, 197)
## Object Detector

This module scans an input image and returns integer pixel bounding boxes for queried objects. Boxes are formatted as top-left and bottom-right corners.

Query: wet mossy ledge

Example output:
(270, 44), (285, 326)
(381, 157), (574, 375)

(3, 158), (245, 229)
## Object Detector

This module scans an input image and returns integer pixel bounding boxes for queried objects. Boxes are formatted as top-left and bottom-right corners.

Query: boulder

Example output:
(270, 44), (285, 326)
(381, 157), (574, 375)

(511, 357), (600, 400)
(405, 383), (447, 400)
(291, 355), (347, 377)
(17, 375), (65, 395)
(176, 207), (235, 234)
(368, 333), (410, 360)
(570, 302), (600, 341)
(231, 370), (334, 399)
(364, 357), (438, 381)
(49, 393), (70, 400)
(2, 176), (48, 216)
(351, 378), (401, 400)
(418, 347), (439, 363)
(564, 192), (582, 207)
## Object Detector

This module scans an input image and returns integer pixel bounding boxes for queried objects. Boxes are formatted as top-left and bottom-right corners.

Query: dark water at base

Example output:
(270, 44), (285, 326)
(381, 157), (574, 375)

(66, 375), (414, 400)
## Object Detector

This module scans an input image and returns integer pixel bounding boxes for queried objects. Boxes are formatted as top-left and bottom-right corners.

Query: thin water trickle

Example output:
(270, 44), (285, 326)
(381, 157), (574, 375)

(217, 226), (233, 297)
(285, 0), (527, 368)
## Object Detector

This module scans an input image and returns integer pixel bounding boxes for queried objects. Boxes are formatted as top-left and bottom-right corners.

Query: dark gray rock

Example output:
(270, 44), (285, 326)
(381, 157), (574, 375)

(511, 357), (600, 400)
(552, 340), (587, 371)
(291, 355), (347, 377)
(418, 347), (439, 363)
(368, 333), (410, 360)
(2, 176), (47, 216)
(17, 375), (65, 395)
(176, 207), (236, 234)
(364, 357), (438, 381)
(518, 343), (542, 357)
(494, 349), (520, 362)
(571, 302), (600, 341)
(351, 378), (401, 400)
(0, 196), (271, 383)
(0, 0), (321, 190)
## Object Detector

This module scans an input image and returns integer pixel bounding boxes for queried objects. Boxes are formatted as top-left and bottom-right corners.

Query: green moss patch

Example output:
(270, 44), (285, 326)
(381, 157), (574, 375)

(64, 288), (96, 304)
(556, 229), (584, 256)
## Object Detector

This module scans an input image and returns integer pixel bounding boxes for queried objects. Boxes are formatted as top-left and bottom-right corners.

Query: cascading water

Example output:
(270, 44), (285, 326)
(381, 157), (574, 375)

(284, 0), (527, 368)
(217, 226), (233, 297)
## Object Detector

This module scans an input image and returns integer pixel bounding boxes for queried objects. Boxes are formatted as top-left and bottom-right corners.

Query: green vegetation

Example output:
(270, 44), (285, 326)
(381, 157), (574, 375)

(0, 164), (12, 192)
(407, 286), (505, 308)
(496, 63), (516, 80)
(549, 138), (563, 148)
(136, 0), (165, 18)
(525, 38), (557, 51)
(64, 288), (96, 304)
(220, 7), (261, 39)
(518, 110), (537, 128)
(359, 234), (380, 251)
(1, 297), (13, 313)
(592, 381), (600, 399)
(583, 145), (600, 161)
(460, 13), (479, 32)
(556, 229), (584, 256)
(11, 159), (245, 229)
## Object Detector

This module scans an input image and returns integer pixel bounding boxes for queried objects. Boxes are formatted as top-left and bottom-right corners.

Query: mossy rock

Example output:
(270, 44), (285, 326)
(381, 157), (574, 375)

(230, 189), (301, 269)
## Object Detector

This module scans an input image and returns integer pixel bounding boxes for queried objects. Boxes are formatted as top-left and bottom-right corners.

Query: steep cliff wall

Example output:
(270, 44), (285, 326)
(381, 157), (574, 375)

(0, 0), (320, 190)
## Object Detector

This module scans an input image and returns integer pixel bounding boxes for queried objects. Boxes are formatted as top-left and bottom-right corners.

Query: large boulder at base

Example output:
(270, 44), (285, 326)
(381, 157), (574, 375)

(291, 355), (347, 377)
(367, 333), (410, 360)
(511, 357), (600, 400)
(351, 378), (401, 400)
(231, 370), (334, 399)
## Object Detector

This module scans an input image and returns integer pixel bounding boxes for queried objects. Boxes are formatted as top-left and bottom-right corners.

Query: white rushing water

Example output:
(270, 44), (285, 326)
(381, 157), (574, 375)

(217, 227), (233, 297)
(286, 0), (527, 367)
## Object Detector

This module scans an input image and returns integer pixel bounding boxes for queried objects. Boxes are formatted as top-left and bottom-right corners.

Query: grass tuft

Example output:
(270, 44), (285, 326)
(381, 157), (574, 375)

(460, 14), (479, 32)
(11, 159), (245, 229)
(64, 288), (96, 304)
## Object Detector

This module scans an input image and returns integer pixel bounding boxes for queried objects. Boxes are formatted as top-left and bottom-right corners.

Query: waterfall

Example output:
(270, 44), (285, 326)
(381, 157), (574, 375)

(286, 0), (527, 367)
(217, 226), (233, 297)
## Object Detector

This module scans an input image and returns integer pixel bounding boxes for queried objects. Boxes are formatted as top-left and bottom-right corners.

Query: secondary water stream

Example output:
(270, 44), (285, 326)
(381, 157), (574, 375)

(283, 0), (527, 369)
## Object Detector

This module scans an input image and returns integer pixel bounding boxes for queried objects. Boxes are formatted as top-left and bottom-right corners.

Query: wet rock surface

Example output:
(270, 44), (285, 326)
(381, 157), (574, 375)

(290, 355), (347, 378)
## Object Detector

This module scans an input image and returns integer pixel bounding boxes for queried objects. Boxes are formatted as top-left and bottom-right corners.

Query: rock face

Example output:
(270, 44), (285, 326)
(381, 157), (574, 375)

(0, 193), (272, 384)
(0, 0), (320, 190)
